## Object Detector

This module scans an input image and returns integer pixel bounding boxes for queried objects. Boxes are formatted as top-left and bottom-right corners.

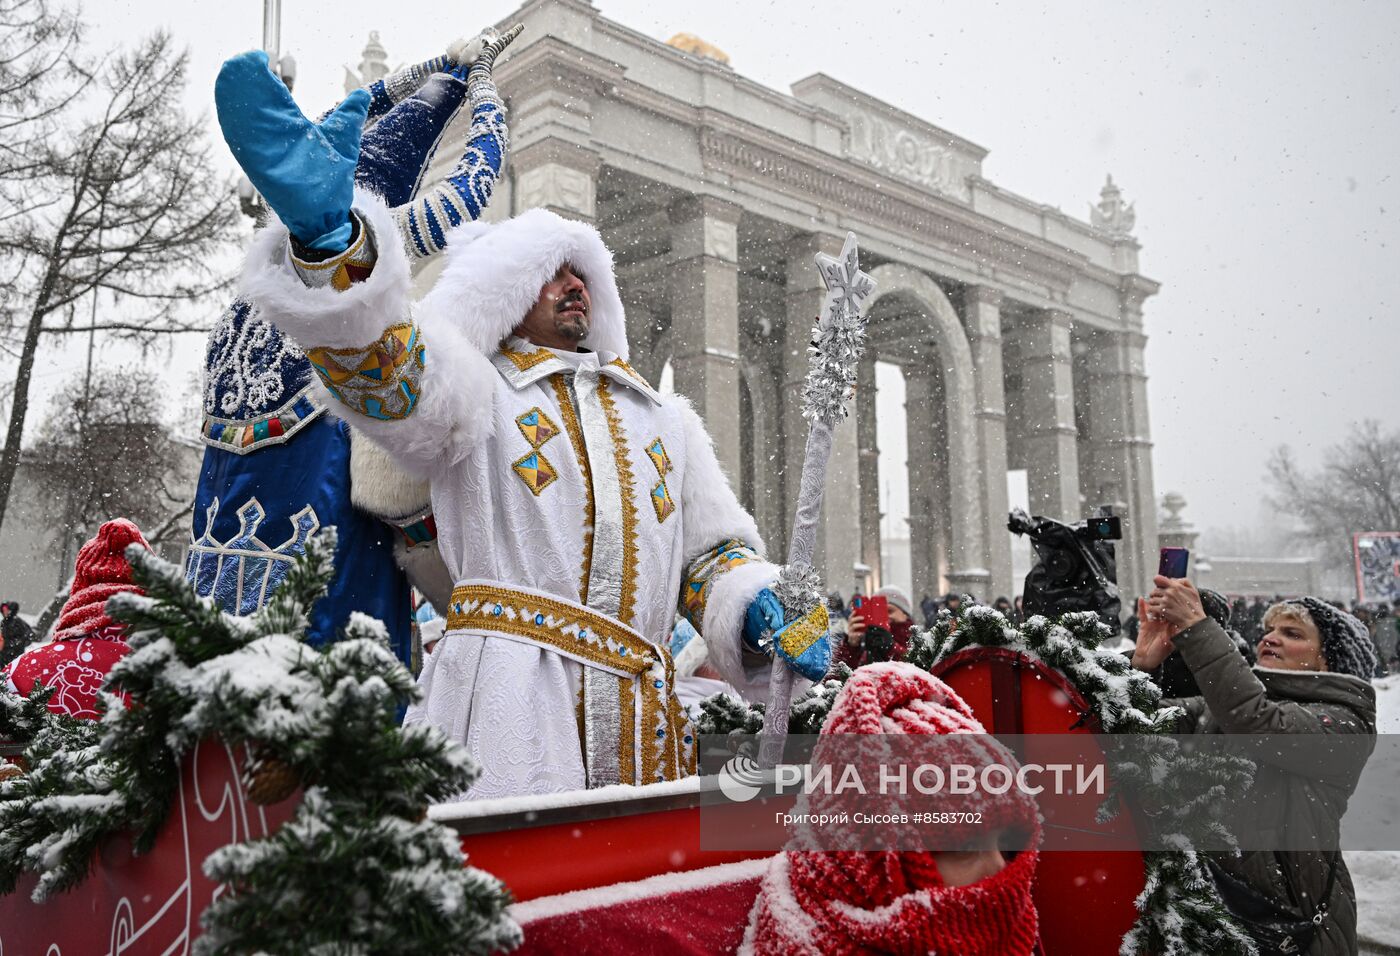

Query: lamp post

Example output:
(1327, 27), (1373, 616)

(263, 0), (281, 64)
(241, 0), (292, 222)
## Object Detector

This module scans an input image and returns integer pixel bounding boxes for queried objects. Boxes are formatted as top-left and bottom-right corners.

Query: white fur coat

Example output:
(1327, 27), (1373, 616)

(240, 194), (782, 796)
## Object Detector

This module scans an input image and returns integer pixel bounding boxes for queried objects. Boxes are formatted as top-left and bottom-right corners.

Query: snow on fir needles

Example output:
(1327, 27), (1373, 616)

(0, 531), (520, 955)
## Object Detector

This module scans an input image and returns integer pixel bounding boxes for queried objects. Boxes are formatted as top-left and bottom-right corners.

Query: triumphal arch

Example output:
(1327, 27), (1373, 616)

(395, 0), (1161, 603)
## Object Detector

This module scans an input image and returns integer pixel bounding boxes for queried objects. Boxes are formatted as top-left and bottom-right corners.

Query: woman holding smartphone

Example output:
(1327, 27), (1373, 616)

(835, 585), (916, 669)
(1134, 575), (1378, 955)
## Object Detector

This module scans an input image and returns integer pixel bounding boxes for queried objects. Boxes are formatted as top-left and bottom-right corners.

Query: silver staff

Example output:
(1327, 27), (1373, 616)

(760, 232), (874, 766)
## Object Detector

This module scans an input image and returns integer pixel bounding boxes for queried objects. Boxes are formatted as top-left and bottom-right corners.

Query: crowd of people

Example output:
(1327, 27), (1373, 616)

(1124, 590), (1399, 678)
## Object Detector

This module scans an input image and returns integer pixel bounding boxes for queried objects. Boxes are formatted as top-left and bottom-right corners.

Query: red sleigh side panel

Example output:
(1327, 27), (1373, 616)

(933, 646), (1146, 956)
(0, 740), (295, 956)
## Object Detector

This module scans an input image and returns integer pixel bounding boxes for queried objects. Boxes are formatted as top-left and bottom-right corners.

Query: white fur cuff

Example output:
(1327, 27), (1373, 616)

(701, 560), (778, 703)
(238, 189), (413, 351)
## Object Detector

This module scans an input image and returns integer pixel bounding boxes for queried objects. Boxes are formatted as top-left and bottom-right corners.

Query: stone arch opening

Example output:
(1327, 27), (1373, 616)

(862, 264), (988, 602)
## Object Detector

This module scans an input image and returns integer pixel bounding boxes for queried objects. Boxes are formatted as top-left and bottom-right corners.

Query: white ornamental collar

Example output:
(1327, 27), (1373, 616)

(492, 337), (660, 405)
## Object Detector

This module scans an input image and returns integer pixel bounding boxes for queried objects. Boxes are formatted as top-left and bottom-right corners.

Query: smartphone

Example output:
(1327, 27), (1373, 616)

(852, 594), (890, 631)
(1158, 547), (1190, 579)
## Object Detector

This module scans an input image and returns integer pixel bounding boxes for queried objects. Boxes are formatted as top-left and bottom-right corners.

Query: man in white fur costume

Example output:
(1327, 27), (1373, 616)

(215, 49), (830, 798)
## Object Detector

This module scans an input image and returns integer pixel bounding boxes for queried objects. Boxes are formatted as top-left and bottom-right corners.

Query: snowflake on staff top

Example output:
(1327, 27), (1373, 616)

(803, 233), (875, 428)
(815, 233), (875, 326)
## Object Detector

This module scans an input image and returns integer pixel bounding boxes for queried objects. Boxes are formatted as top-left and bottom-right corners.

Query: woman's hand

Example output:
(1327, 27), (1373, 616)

(1147, 576), (1207, 634)
(846, 609), (867, 647)
(1131, 597), (1176, 671)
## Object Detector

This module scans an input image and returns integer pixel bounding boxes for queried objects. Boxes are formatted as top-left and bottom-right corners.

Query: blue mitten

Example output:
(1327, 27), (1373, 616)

(743, 588), (785, 653)
(215, 50), (369, 250)
(771, 604), (832, 683)
(743, 589), (832, 683)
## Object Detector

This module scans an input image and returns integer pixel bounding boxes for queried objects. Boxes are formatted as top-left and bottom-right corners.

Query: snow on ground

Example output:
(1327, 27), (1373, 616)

(1350, 675), (1400, 949)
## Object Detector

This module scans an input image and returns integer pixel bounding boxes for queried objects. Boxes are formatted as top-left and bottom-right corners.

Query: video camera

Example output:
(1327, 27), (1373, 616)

(1008, 506), (1122, 631)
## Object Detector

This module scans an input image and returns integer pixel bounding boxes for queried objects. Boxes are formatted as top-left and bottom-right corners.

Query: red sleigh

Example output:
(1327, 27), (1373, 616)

(0, 648), (1146, 956)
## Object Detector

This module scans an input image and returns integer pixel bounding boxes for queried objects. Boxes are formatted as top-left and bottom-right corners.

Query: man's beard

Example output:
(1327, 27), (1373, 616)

(554, 312), (589, 342)
(555, 295), (590, 342)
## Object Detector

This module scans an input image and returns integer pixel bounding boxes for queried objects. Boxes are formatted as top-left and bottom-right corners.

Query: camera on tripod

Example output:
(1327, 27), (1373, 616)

(1008, 506), (1123, 632)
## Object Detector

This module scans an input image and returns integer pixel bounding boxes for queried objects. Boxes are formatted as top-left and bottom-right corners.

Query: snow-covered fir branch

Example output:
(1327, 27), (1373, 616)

(0, 531), (521, 953)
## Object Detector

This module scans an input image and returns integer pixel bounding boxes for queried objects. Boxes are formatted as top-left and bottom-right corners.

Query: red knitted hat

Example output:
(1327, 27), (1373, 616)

(52, 519), (151, 642)
(745, 662), (1042, 956)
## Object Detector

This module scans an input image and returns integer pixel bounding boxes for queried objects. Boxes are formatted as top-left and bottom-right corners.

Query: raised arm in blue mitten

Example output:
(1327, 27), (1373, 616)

(215, 50), (368, 251)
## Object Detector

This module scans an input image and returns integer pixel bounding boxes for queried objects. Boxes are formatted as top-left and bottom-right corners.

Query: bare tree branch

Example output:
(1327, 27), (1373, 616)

(0, 14), (239, 529)
(1265, 420), (1400, 571)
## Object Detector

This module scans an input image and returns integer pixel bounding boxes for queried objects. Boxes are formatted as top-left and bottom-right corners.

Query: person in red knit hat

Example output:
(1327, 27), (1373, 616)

(3, 519), (151, 719)
(743, 661), (1043, 956)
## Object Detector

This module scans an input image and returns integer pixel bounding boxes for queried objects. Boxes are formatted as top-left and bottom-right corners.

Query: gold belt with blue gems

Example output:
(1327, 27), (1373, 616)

(446, 581), (656, 677)
(445, 581), (694, 786)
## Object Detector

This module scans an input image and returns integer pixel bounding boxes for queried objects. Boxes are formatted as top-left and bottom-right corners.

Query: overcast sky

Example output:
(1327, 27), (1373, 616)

(49, 0), (1400, 548)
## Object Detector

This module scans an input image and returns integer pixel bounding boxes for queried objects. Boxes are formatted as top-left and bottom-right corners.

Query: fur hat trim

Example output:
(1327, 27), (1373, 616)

(419, 208), (629, 359)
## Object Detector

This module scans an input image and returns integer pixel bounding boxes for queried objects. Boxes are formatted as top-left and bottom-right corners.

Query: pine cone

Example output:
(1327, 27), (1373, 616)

(0, 762), (23, 782)
(243, 749), (300, 806)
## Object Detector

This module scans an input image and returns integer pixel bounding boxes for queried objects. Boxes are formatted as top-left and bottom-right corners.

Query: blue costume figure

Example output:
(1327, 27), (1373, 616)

(189, 32), (514, 665)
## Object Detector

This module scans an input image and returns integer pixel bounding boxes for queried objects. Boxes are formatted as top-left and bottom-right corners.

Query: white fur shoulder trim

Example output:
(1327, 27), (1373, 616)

(672, 395), (765, 566)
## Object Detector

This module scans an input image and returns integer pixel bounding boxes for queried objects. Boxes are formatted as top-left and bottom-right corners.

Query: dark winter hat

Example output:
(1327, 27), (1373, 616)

(1284, 597), (1377, 681)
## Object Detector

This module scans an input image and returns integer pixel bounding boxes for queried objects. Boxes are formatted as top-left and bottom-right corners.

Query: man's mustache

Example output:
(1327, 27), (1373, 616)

(556, 291), (587, 313)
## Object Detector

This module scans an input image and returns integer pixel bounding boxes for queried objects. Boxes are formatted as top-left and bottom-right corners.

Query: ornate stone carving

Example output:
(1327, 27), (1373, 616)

(343, 31), (389, 94)
(703, 217), (738, 262)
(699, 129), (1078, 288)
(517, 164), (596, 219)
(1090, 174), (1136, 237)
(845, 114), (974, 201)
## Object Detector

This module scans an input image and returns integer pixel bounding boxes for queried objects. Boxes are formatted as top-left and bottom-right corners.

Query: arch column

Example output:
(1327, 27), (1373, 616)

(904, 366), (948, 603)
(965, 286), (1013, 599)
(740, 351), (786, 557)
(1077, 326), (1156, 600)
(856, 355), (882, 590)
(1007, 308), (1080, 522)
(512, 139), (603, 223)
(866, 264), (989, 600)
(668, 195), (742, 481)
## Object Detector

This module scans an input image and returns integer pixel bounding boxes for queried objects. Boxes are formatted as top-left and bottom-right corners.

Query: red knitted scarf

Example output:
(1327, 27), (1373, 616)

(747, 844), (1039, 955)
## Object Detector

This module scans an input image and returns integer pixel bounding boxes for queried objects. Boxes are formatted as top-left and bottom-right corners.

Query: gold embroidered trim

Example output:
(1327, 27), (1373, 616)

(501, 342), (555, 372)
(550, 374), (594, 604)
(608, 357), (652, 388)
(679, 539), (760, 630)
(306, 323), (423, 422)
(447, 584), (654, 676)
(778, 604), (831, 659)
(650, 480), (675, 523)
(618, 674), (635, 784)
(290, 212), (376, 292)
(596, 377), (639, 626)
(511, 449), (558, 496)
(645, 436), (673, 476)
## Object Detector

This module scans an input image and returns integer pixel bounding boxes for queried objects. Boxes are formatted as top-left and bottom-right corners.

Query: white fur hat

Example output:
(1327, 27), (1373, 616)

(419, 208), (630, 359)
